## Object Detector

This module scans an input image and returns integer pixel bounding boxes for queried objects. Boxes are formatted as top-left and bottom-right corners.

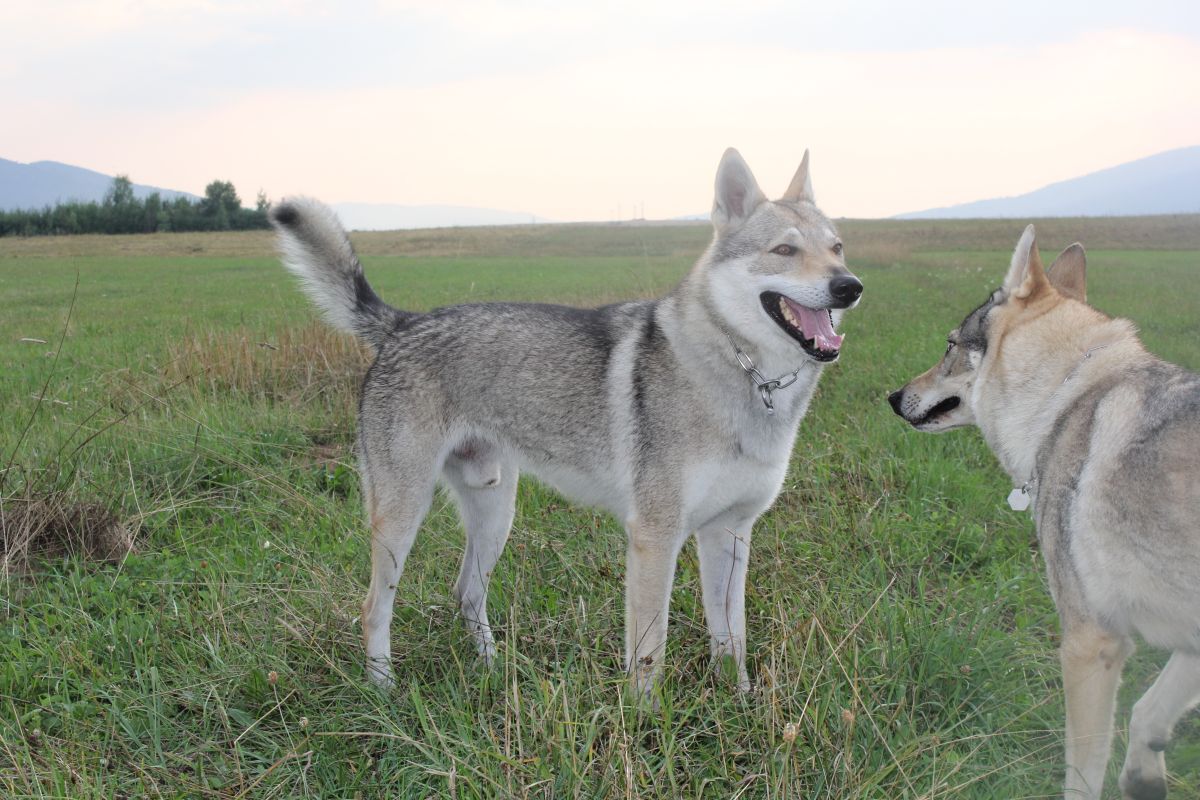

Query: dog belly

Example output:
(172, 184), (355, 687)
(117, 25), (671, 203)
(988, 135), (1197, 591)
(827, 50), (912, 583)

(519, 457), (630, 519)
(1131, 607), (1200, 652)
(1096, 591), (1200, 653)
(1074, 543), (1200, 652)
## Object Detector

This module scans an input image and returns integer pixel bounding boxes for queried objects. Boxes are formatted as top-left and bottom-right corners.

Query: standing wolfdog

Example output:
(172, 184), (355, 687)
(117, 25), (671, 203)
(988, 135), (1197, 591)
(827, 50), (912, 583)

(271, 149), (862, 696)
(889, 226), (1200, 799)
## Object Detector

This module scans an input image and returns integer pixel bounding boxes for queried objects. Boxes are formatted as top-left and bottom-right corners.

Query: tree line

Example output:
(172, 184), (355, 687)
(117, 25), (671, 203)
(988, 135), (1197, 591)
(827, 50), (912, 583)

(0, 176), (272, 237)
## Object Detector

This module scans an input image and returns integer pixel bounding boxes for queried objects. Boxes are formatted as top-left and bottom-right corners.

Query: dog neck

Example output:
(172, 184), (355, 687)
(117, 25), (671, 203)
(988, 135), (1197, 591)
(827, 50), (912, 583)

(975, 317), (1140, 483)
(661, 274), (824, 419)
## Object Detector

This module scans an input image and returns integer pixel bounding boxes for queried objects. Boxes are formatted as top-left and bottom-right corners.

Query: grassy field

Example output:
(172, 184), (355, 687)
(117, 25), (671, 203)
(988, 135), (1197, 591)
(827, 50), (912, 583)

(1, 215), (1199, 798)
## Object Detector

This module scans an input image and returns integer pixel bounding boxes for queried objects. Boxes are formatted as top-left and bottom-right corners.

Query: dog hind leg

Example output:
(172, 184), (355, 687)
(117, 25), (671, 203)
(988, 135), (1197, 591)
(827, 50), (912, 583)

(443, 443), (517, 664)
(1119, 651), (1200, 800)
(359, 449), (438, 688)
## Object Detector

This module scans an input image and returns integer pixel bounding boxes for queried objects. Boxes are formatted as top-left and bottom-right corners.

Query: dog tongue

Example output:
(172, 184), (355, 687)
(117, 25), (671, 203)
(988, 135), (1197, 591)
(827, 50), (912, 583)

(783, 297), (844, 351)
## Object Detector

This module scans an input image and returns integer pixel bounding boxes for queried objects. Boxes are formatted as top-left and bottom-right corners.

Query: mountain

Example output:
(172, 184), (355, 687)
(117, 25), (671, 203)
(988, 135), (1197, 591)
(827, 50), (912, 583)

(0, 158), (199, 210)
(898, 146), (1200, 219)
(331, 202), (549, 230)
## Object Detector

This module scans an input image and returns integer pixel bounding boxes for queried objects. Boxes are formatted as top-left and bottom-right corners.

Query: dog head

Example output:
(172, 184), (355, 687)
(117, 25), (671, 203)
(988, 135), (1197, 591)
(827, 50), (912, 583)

(888, 225), (1089, 432)
(704, 148), (863, 364)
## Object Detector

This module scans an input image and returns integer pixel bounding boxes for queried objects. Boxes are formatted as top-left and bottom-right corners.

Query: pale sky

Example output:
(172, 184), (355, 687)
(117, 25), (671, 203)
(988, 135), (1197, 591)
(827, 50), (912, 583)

(4, 0), (1199, 220)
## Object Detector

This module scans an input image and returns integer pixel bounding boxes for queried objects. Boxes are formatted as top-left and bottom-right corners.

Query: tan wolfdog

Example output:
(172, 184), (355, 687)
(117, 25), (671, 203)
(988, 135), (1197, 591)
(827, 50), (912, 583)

(889, 226), (1200, 799)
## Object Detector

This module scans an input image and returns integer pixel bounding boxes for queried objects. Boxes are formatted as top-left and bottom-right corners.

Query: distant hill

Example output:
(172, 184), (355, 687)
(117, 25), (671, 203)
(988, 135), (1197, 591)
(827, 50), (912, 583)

(898, 146), (1200, 219)
(0, 158), (550, 228)
(331, 202), (550, 230)
(0, 158), (198, 211)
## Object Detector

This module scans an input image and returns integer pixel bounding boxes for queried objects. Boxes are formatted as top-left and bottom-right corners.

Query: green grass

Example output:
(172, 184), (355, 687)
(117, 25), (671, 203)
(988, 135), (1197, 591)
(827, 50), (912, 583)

(1, 217), (1198, 798)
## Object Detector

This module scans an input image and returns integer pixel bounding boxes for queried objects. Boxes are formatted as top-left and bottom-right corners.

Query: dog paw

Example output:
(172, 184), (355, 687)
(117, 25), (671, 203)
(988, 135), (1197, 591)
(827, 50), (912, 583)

(365, 660), (396, 690)
(626, 669), (663, 711)
(1119, 767), (1167, 800)
(712, 652), (751, 692)
(636, 689), (663, 713)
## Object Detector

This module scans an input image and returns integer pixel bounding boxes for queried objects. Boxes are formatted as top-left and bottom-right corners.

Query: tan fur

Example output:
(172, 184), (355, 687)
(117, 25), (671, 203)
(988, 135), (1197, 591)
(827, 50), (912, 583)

(890, 226), (1200, 799)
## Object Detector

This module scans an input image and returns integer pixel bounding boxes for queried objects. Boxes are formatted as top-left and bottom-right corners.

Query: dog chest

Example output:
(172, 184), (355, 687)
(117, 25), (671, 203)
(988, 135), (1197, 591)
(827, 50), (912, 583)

(682, 443), (791, 528)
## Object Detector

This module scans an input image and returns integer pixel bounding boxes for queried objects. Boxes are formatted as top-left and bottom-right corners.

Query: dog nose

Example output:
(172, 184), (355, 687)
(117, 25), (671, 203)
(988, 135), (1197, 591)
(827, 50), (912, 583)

(829, 275), (863, 307)
(887, 390), (904, 415)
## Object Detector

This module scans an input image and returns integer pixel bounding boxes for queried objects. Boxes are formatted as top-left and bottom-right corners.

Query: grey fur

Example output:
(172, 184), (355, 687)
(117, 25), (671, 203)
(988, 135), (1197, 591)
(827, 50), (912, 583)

(271, 149), (862, 697)
(889, 228), (1200, 799)
(273, 198), (409, 347)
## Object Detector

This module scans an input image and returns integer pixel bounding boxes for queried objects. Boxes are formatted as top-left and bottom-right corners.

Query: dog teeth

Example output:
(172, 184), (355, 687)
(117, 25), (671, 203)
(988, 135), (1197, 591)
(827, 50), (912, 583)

(779, 299), (799, 327)
(778, 296), (838, 354)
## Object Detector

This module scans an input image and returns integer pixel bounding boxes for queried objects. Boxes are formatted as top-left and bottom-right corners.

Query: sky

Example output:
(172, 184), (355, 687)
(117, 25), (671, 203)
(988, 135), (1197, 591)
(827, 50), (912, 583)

(4, 0), (1199, 220)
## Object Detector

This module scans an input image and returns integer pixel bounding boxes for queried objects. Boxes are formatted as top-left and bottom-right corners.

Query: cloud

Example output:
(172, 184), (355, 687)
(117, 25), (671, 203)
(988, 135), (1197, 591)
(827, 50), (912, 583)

(8, 1), (1199, 99)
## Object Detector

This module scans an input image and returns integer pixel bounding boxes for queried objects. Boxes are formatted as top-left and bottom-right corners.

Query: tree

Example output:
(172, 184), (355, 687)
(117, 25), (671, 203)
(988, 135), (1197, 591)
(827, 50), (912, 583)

(201, 180), (240, 230)
(0, 177), (271, 237)
(143, 192), (162, 233)
(105, 175), (135, 207)
(169, 195), (197, 231)
(102, 175), (143, 233)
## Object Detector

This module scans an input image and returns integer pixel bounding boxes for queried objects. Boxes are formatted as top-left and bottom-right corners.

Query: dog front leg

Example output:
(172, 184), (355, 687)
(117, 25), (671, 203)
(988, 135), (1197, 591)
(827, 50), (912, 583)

(624, 518), (688, 700)
(1119, 651), (1200, 800)
(695, 517), (754, 691)
(1060, 621), (1133, 799)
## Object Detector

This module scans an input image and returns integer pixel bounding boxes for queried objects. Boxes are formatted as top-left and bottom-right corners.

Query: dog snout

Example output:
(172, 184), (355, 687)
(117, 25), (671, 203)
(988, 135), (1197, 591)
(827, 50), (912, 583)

(829, 275), (863, 307)
(887, 389), (904, 416)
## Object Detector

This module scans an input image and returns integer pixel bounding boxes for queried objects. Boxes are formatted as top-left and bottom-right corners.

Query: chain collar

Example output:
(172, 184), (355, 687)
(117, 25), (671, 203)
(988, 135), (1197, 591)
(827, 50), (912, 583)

(724, 332), (809, 414)
(1061, 342), (1113, 384)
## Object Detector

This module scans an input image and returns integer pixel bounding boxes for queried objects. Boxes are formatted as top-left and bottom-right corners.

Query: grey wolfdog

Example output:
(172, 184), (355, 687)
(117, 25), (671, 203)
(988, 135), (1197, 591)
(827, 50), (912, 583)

(889, 226), (1200, 799)
(271, 148), (862, 696)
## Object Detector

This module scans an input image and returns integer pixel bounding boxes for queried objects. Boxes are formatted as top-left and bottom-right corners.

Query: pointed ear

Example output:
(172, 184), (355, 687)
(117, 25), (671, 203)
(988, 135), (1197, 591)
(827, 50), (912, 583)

(781, 149), (814, 204)
(1003, 224), (1050, 300)
(1047, 243), (1087, 303)
(712, 148), (767, 233)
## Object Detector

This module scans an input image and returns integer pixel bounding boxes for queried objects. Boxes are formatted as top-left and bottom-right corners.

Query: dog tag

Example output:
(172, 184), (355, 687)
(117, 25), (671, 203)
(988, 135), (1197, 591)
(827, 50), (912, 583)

(1007, 487), (1030, 512)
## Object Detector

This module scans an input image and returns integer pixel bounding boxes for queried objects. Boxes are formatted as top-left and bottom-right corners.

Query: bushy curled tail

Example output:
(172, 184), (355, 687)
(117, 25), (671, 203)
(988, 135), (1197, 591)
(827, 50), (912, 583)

(270, 198), (409, 348)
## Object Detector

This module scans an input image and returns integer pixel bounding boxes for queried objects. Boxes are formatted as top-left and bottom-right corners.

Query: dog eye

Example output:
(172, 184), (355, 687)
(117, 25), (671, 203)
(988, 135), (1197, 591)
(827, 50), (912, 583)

(945, 341), (957, 355)
(832, 242), (843, 255)
(770, 244), (797, 256)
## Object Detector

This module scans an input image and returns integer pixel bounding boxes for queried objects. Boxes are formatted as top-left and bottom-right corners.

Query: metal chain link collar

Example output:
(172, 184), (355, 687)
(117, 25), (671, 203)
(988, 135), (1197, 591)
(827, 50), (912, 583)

(724, 332), (809, 414)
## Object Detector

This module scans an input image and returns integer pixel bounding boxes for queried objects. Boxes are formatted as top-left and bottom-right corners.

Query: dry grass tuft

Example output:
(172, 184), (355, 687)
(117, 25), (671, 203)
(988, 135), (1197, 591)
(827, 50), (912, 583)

(163, 322), (370, 409)
(1, 494), (135, 573)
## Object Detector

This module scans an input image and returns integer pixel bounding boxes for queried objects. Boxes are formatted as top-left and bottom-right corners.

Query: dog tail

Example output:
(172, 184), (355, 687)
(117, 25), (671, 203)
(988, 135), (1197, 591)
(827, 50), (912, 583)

(270, 198), (411, 349)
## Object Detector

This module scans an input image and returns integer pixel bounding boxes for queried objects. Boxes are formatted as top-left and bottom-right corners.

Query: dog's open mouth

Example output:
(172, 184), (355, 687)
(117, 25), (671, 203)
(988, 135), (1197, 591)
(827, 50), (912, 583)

(759, 291), (843, 362)
(913, 396), (961, 427)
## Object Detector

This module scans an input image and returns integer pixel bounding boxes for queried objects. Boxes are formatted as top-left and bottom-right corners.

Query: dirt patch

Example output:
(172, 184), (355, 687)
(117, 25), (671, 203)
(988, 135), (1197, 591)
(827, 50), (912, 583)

(306, 442), (349, 471)
(1, 495), (135, 573)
